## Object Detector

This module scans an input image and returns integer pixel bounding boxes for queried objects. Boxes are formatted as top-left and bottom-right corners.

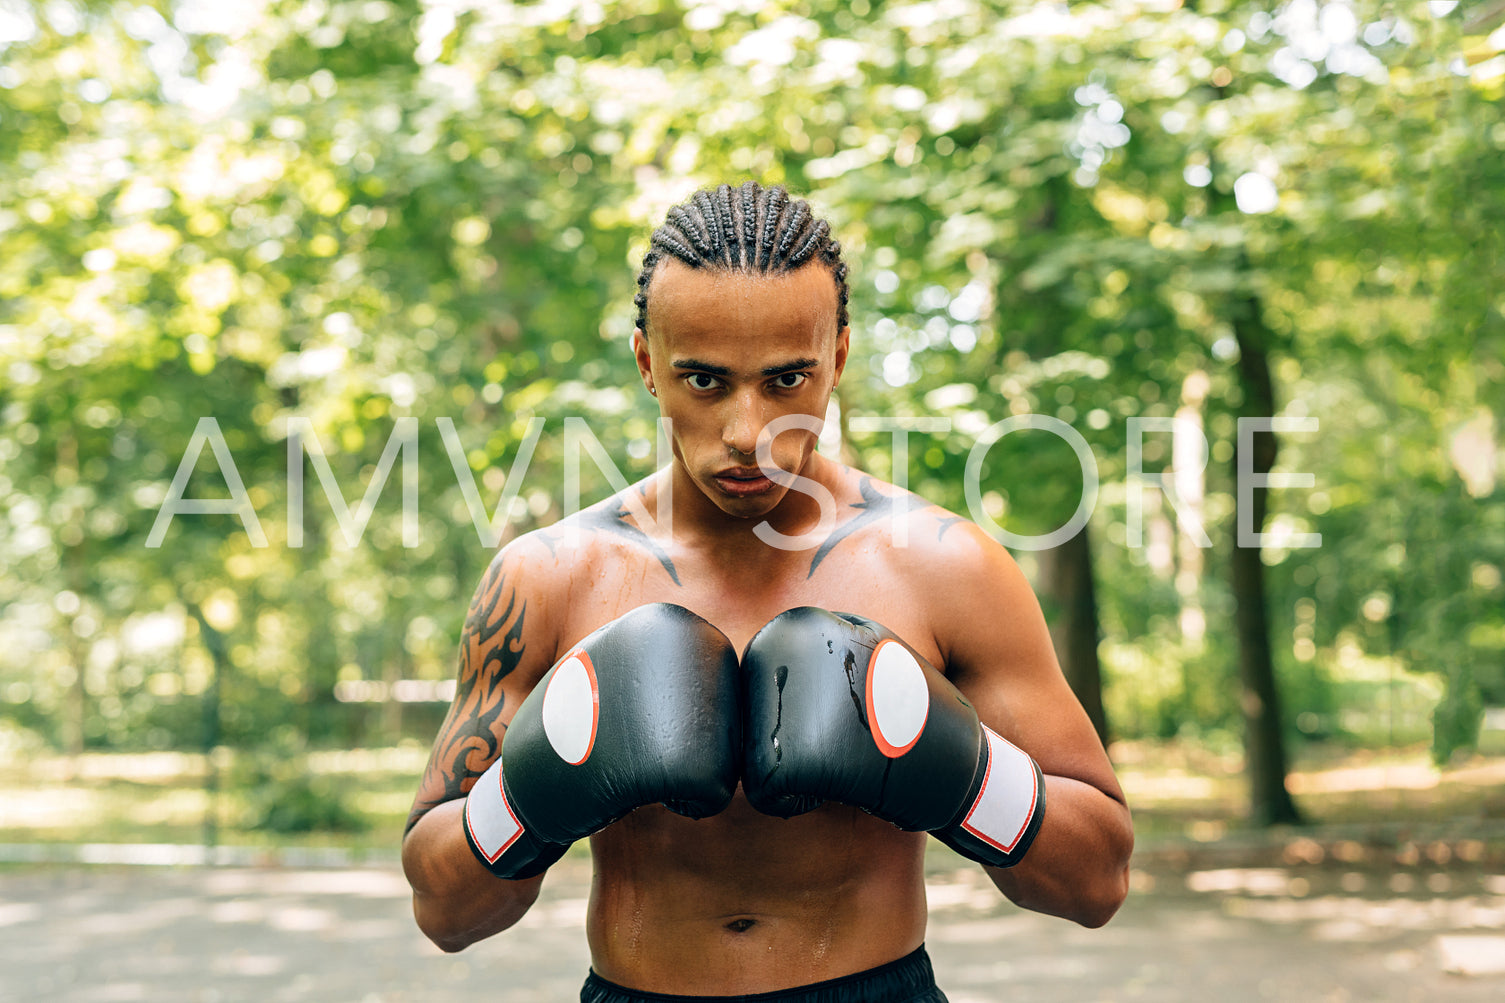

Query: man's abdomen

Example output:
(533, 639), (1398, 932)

(584, 795), (929, 996)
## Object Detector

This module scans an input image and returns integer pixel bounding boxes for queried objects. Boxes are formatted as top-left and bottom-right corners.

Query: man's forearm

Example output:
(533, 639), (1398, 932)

(982, 775), (1133, 928)
(402, 799), (546, 951)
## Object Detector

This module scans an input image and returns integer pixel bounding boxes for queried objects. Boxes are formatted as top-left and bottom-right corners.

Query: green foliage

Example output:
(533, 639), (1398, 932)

(1, 0), (1501, 780)
(232, 730), (368, 834)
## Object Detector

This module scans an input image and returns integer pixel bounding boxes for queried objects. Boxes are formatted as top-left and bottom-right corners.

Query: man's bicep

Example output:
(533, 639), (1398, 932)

(405, 546), (557, 834)
(940, 536), (1122, 796)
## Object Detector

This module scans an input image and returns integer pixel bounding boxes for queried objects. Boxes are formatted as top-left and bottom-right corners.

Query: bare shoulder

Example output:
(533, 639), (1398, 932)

(808, 465), (965, 574)
(903, 506), (1037, 621)
(824, 466), (1014, 592)
(468, 526), (576, 653)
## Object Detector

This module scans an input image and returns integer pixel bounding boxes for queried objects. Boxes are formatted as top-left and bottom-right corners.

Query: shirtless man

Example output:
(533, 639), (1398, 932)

(401, 182), (1133, 1002)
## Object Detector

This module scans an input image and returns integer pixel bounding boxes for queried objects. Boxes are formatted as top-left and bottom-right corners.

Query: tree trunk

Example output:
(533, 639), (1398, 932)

(1039, 524), (1110, 747)
(1230, 294), (1303, 827)
(297, 511), (340, 743)
(1020, 180), (1111, 748)
(186, 601), (227, 850)
(1175, 372), (1210, 649)
(59, 429), (89, 758)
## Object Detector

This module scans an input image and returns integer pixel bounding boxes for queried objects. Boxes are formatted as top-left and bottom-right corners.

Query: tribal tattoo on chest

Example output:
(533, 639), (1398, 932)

(579, 494), (682, 585)
(807, 477), (966, 578)
(534, 491), (682, 586)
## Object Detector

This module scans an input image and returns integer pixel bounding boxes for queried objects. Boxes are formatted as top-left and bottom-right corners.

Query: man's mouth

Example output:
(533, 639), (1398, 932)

(713, 466), (776, 498)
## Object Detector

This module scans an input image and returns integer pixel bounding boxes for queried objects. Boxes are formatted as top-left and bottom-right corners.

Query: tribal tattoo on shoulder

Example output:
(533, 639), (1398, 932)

(933, 512), (967, 541)
(807, 476), (969, 578)
(405, 556), (529, 834)
(577, 490), (681, 585)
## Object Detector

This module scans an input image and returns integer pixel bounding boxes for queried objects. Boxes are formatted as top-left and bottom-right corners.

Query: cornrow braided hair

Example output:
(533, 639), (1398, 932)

(634, 181), (850, 336)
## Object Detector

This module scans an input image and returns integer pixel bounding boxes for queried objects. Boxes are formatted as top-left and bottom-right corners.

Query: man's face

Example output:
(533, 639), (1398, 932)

(635, 258), (849, 520)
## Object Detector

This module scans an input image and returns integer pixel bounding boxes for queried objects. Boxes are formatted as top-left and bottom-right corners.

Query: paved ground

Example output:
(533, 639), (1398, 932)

(3, 850), (1504, 1002)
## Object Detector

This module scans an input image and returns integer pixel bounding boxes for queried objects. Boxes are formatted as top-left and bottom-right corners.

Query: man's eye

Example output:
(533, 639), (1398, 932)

(686, 373), (721, 391)
(773, 372), (808, 389)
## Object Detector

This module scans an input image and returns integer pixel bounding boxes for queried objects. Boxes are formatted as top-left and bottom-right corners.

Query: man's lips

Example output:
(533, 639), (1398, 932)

(713, 466), (777, 497)
(717, 466), (764, 480)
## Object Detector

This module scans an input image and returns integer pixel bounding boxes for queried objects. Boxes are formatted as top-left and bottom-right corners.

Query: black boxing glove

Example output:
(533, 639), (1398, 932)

(741, 607), (1045, 868)
(464, 603), (740, 879)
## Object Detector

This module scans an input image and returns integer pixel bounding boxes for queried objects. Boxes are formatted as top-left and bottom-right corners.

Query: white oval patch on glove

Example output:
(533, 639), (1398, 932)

(541, 651), (599, 766)
(865, 640), (930, 758)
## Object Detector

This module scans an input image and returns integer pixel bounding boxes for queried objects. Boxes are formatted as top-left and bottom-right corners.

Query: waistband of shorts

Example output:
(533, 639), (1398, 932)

(579, 945), (938, 1003)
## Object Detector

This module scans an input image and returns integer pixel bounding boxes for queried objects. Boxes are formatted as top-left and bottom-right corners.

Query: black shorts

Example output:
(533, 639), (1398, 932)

(578, 945), (949, 1003)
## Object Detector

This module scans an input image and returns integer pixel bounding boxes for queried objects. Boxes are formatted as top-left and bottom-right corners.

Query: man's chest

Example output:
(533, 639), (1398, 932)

(553, 535), (945, 666)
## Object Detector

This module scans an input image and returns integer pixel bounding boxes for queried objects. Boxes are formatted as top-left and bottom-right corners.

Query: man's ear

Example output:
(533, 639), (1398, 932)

(633, 329), (656, 397)
(831, 325), (851, 389)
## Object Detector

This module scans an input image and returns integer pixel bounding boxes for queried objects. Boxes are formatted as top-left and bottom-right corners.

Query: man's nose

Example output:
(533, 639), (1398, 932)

(723, 391), (762, 458)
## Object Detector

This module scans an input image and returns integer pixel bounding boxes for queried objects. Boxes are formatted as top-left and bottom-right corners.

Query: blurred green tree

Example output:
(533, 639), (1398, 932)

(1, 0), (1501, 838)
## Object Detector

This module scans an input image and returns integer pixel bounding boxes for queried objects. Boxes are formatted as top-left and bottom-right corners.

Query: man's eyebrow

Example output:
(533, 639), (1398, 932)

(670, 358), (731, 376)
(670, 358), (821, 377)
(761, 358), (820, 377)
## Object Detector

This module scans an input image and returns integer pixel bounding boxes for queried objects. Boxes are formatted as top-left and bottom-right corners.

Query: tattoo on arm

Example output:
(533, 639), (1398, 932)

(405, 558), (529, 833)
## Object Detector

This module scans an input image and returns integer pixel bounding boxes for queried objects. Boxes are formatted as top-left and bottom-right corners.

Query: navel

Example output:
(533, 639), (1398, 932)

(724, 917), (758, 933)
